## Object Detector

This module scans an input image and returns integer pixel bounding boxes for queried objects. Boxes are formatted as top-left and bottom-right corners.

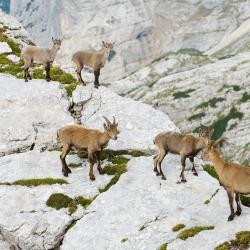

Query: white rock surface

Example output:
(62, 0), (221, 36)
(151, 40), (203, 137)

(62, 156), (250, 250)
(0, 42), (11, 53)
(6, 54), (19, 62)
(0, 74), (73, 156)
(0, 150), (114, 249)
(71, 85), (178, 152)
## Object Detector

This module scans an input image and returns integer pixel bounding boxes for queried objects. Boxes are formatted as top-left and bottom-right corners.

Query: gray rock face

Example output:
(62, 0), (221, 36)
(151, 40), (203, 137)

(9, 0), (250, 81)
(112, 51), (250, 164)
(0, 74), (73, 156)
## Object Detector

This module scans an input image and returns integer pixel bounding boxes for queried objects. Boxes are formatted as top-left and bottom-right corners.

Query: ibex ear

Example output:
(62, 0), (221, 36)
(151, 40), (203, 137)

(102, 41), (106, 46)
(103, 123), (107, 130)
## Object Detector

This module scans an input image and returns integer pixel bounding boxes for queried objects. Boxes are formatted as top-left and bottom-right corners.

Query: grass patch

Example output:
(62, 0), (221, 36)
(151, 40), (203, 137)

(99, 164), (127, 193)
(188, 112), (205, 121)
(65, 81), (80, 96)
(196, 97), (225, 110)
(215, 231), (250, 250)
(177, 226), (214, 240)
(203, 165), (219, 180)
(47, 193), (73, 210)
(68, 163), (82, 168)
(158, 243), (167, 250)
(172, 223), (185, 232)
(210, 107), (243, 140)
(121, 238), (128, 243)
(47, 193), (93, 213)
(173, 89), (195, 99)
(240, 92), (250, 103)
(0, 62), (23, 76)
(240, 195), (250, 208)
(0, 178), (68, 187)
(218, 54), (234, 60)
(177, 48), (203, 56)
(194, 107), (243, 140)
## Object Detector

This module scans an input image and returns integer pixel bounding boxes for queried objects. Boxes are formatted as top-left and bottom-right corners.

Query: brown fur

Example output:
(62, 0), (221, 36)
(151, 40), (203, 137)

(154, 129), (212, 182)
(202, 138), (250, 221)
(58, 117), (119, 181)
(21, 38), (61, 82)
(72, 41), (114, 88)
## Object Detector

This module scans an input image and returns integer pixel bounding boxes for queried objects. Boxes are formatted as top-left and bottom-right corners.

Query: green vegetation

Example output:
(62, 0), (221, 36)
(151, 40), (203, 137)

(240, 195), (250, 208)
(232, 85), (241, 91)
(121, 238), (128, 243)
(99, 163), (127, 193)
(177, 48), (203, 56)
(196, 97), (225, 110)
(172, 224), (185, 232)
(46, 193), (92, 214)
(215, 231), (250, 250)
(173, 89), (195, 99)
(197, 107), (243, 140)
(177, 226), (214, 240)
(218, 54), (234, 60)
(188, 112), (205, 121)
(158, 243), (167, 250)
(68, 163), (82, 168)
(0, 178), (68, 187)
(203, 165), (219, 180)
(47, 193), (73, 210)
(240, 92), (250, 103)
(204, 189), (219, 205)
(139, 224), (146, 231)
(65, 82), (80, 96)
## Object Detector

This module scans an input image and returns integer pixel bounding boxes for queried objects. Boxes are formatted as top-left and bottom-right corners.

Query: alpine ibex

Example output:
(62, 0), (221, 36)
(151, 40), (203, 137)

(21, 38), (62, 82)
(154, 128), (212, 182)
(72, 41), (114, 88)
(202, 137), (250, 221)
(57, 116), (119, 181)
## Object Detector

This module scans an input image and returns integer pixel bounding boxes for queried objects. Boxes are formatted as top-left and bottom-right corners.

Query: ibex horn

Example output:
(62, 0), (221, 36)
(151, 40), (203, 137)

(103, 116), (111, 126)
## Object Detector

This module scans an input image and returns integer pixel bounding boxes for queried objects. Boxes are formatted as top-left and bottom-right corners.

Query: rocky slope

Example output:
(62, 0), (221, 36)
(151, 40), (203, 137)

(1, 10), (250, 250)
(9, 0), (250, 82)
(111, 49), (250, 164)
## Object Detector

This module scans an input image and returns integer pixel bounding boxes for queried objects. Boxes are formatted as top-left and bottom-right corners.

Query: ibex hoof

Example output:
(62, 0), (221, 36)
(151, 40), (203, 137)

(156, 172), (160, 176)
(161, 176), (166, 180)
(63, 172), (68, 177)
(46, 79), (51, 82)
(193, 172), (198, 176)
(90, 175), (96, 181)
(25, 79), (28, 82)
(227, 214), (234, 221)
(235, 210), (241, 216)
(98, 168), (104, 175)
(67, 168), (72, 174)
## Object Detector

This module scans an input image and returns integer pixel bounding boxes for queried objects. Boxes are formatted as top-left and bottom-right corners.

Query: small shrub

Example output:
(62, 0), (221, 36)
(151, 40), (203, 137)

(159, 242), (167, 250)
(68, 163), (82, 168)
(121, 238), (128, 243)
(46, 193), (73, 210)
(177, 226), (214, 240)
(196, 97), (225, 110)
(111, 156), (129, 165)
(173, 89), (195, 99)
(172, 223), (185, 232)
(240, 92), (250, 103)
(240, 195), (250, 207)
(188, 112), (205, 121)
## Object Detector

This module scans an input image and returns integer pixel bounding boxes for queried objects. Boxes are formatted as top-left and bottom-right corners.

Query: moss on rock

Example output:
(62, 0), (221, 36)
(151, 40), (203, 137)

(172, 223), (185, 232)
(177, 225), (214, 240)
(46, 193), (73, 210)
